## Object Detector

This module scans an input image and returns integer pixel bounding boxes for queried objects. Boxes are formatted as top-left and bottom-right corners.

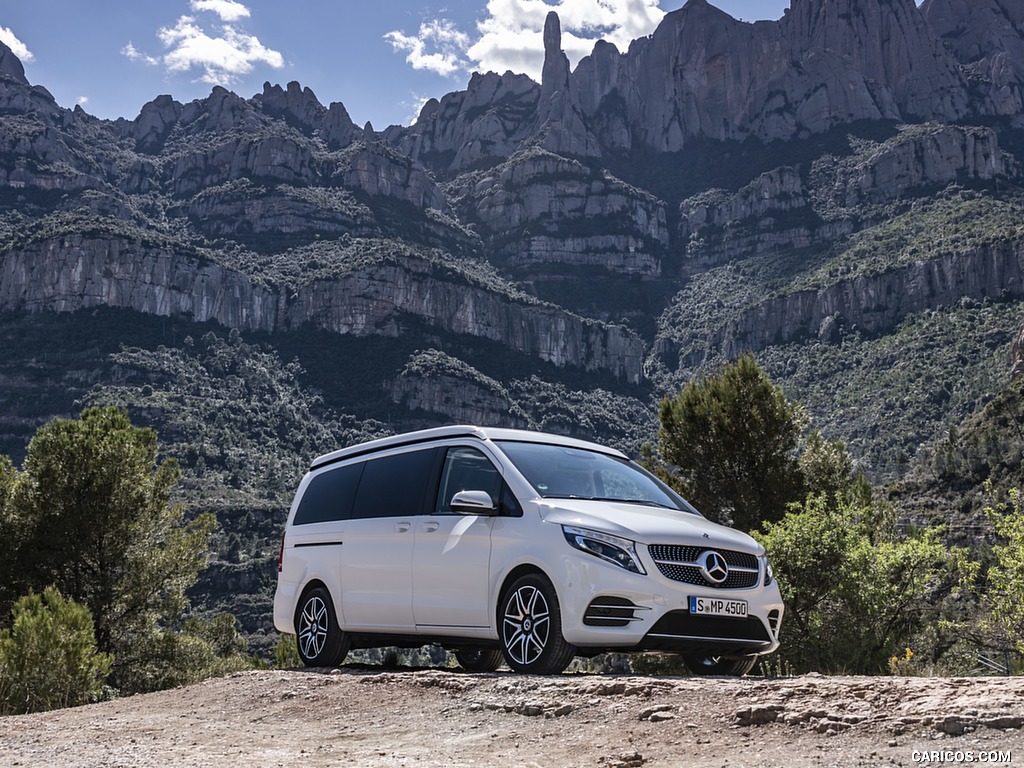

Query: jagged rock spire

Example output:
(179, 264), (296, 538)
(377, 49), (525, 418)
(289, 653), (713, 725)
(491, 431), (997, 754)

(540, 11), (571, 96)
(534, 11), (600, 158)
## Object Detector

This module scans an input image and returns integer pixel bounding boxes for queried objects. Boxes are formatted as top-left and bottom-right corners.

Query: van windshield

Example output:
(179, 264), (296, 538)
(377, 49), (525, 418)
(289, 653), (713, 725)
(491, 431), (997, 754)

(495, 441), (699, 515)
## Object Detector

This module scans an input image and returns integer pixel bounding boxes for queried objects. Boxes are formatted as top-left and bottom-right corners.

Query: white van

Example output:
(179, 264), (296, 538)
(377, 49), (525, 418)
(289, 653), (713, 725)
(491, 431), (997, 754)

(274, 426), (783, 675)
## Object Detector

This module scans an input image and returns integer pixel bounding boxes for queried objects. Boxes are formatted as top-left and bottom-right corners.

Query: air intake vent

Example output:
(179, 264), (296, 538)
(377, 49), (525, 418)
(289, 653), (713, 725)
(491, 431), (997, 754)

(583, 596), (648, 627)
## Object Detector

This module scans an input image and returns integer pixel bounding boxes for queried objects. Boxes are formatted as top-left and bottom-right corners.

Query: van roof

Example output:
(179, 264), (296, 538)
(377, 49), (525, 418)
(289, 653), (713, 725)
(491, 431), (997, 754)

(309, 425), (627, 470)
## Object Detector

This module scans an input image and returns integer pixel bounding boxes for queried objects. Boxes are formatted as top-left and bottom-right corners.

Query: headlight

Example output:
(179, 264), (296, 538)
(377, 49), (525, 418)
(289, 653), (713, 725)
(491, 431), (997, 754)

(760, 554), (774, 586)
(562, 525), (646, 574)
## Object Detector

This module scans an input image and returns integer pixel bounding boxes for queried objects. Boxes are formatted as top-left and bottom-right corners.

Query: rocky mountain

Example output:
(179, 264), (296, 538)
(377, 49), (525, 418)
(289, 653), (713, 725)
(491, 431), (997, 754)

(3, 0), (1024, 650)
(922, 0), (1024, 115)
(0, 0), (1021, 451)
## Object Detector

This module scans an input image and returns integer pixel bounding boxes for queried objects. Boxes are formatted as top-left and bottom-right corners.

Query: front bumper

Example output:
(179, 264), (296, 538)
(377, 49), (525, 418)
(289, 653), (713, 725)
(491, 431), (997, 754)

(555, 552), (784, 657)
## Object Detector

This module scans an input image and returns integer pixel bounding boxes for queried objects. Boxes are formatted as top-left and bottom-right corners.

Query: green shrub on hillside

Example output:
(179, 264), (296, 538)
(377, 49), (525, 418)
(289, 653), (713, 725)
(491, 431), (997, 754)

(0, 588), (112, 715)
(755, 496), (954, 674)
(89, 332), (386, 505)
(899, 374), (1024, 522)
(274, 633), (301, 669)
(980, 490), (1024, 658)
(761, 301), (1015, 482)
(114, 613), (257, 695)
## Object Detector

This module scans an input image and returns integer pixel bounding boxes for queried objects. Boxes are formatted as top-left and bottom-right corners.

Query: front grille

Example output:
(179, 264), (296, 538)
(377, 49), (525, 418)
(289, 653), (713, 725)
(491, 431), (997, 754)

(647, 544), (759, 589)
(583, 596), (648, 627)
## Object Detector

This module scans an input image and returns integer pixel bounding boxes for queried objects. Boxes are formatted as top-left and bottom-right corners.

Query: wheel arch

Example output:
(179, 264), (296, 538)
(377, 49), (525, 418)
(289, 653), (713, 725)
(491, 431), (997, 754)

(496, 564), (550, 614)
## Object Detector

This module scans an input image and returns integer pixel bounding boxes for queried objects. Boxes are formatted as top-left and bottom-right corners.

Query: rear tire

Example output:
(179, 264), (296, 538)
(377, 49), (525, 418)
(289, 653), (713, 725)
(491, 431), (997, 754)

(683, 654), (757, 676)
(453, 648), (504, 672)
(499, 573), (576, 675)
(294, 586), (350, 667)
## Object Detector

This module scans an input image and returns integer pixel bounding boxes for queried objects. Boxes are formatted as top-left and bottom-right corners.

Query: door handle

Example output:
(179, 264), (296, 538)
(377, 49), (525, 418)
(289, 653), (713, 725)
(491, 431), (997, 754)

(394, 521), (411, 533)
(421, 521), (439, 533)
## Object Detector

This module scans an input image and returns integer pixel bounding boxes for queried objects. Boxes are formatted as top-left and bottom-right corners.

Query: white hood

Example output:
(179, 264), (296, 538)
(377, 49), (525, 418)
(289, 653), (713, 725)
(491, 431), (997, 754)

(537, 499), (763, 553)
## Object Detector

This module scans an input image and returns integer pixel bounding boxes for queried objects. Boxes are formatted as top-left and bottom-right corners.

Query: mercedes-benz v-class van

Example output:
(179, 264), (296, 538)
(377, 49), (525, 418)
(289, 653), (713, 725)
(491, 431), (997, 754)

(274, 426), (783, 675)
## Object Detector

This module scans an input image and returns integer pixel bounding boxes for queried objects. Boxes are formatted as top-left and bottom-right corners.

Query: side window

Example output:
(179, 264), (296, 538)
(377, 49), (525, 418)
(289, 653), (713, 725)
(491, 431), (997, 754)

(351, 449), (436, 519)
(435, 447), (502, 514)
(294, 462), (364, 525)
(499, 482), (523, 518)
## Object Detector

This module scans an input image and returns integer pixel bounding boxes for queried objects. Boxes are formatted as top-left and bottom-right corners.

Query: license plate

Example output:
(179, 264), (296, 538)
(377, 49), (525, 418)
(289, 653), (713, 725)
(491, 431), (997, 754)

(689, 596), (747, 618)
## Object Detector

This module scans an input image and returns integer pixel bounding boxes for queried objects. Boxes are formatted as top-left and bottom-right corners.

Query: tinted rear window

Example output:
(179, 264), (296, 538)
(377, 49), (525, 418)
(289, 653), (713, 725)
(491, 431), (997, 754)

(352, 449), (437, 519)
(294, 462), (364, 525)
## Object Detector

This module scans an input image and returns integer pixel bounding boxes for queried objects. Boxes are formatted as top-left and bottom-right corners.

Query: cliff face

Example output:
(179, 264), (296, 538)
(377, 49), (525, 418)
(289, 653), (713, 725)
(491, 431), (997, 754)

(0, 236), (279, 331)
(0, 235), (643, 382)
(572, 0), (969, 152)
(922, 0), (1024, 115)
(453, 147), (668, 276)
(383, 71), (540, 173)
(666, 236), (1024, 369)
(283, 255), (645, 381)
(390, 350), (533, 429)
(678, 123), (1010, 266)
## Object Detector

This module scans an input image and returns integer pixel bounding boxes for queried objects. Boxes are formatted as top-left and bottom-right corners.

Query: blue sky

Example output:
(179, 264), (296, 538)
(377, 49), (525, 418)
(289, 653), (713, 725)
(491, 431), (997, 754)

(1, 0), (789, 129)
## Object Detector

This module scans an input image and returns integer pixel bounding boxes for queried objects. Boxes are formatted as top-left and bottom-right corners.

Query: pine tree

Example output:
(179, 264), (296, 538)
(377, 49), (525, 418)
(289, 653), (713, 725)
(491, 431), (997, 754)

(657, 353), (805, 531)
(8, 407), (216, 689)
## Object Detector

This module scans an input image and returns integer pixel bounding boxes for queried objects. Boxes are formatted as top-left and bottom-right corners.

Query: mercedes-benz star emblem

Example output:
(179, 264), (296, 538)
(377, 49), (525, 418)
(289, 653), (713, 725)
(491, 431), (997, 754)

(698, 550), (729, 584)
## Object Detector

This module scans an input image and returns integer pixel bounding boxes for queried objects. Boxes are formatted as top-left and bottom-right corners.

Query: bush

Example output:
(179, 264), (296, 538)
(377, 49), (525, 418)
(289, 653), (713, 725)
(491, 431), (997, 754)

(113, 614), (257, 695)
(755, 495), (953, 674)
(0, 587), (112, 715)
(981, 488), (1024, 657)
(274, 633), (301, 668)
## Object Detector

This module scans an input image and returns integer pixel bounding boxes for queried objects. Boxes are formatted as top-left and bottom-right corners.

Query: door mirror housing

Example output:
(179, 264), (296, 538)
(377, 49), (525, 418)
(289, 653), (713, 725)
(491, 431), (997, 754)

(450, 490), (497, 515)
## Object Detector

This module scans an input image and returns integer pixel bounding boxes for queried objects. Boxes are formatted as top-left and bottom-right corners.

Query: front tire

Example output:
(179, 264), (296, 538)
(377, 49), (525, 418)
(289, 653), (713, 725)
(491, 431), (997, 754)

(453, 648), (504, 672)
(500, 573), (576, 675)
(295, 586), (350, 667)
(683, 654), (757, 676)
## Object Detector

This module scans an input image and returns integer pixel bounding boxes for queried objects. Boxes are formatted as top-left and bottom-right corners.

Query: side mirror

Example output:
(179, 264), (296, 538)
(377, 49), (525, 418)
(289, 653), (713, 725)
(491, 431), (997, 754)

(450, 490), (497, 515)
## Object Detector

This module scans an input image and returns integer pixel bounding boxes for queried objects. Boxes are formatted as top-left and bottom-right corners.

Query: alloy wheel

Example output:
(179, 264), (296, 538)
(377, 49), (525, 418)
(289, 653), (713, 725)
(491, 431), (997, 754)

(502, 584), (551, 666)
(298, 594), (329, 661)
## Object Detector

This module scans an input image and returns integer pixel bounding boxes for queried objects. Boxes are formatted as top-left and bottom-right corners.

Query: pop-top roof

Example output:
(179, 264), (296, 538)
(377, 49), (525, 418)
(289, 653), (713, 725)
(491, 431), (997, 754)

(309, 425), (626, 470)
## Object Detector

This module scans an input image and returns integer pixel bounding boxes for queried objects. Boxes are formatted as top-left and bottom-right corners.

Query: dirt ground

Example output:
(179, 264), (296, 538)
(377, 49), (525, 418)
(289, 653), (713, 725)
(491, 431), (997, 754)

(2, 667), (1023, 768)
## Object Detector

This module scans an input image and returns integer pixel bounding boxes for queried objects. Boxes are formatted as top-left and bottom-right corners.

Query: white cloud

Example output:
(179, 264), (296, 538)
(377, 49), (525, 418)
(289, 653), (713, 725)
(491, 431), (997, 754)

(385, 0), (665, 83)
(122, 42), (161, 66)
(77, 96), (89, 106)
(189, 0), (251, 23)
(384, 19), (470, 77)
(123, 2), (282, 86)
(159, 16), (283, 83)
(0, 25), (34, 62)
